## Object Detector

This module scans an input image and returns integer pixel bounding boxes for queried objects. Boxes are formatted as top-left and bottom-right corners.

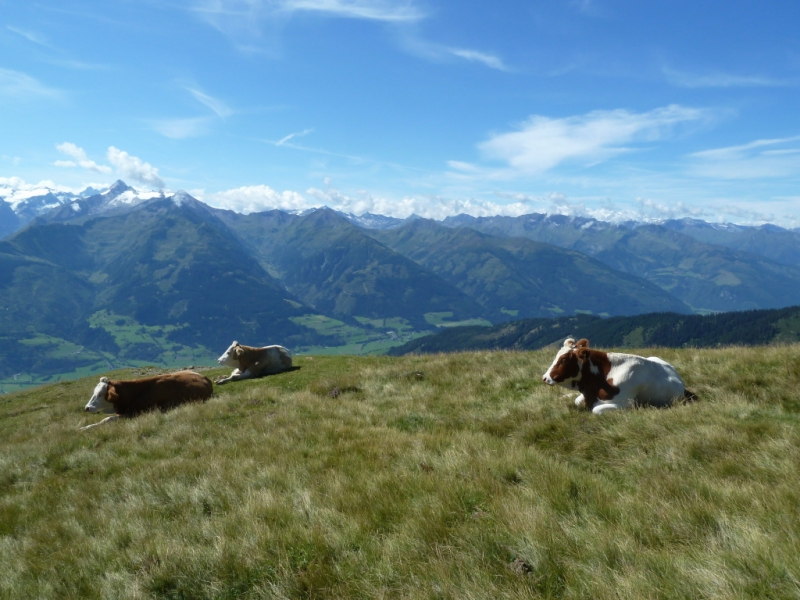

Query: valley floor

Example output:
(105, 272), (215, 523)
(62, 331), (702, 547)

(1, 346), (799, 598)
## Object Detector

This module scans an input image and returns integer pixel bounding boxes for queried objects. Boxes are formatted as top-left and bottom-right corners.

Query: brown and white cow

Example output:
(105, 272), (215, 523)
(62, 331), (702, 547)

(542, 338), (689, 414)
(81, 370), (213, 430)
(215, 341), (293, 385)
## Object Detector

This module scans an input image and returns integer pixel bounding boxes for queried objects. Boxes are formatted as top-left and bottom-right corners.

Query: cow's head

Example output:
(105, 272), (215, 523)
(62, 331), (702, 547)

(217, 341), (241, 366)
(542, 338), (590, 387)
(84, 377), (117, 413)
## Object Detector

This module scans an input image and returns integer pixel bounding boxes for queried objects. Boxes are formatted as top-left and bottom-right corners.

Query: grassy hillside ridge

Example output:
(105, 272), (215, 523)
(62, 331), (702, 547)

(2, 349), (800, 598)
(388, 305), (800, 356)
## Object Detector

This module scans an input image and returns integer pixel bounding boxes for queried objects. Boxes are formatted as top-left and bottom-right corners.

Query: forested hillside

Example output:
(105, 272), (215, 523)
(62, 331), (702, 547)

(389, 305), (800, 355)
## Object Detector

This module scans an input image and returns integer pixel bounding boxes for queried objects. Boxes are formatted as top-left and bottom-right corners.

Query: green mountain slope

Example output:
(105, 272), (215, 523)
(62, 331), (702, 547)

(370, 219), (690, 319)
(223, 207), (488, 328)
(443, 214), (800, 312)
(0, 199), (22, 239)
(388, 305), (800, 355)
(0, 195), (320, 378)
(662, 219), (800, 267)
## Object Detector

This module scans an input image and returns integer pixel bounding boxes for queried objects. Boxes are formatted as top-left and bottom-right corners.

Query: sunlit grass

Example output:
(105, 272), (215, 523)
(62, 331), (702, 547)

(1, 346), (799, 598)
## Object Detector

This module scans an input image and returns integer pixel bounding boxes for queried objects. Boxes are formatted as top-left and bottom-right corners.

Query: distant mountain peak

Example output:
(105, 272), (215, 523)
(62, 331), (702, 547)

(335, 210), (405, 230)
(171, 190), (194, 206)
(304, 206), (349, 226)
(79, 186), (104, 198)
(103, 180), (134, 198)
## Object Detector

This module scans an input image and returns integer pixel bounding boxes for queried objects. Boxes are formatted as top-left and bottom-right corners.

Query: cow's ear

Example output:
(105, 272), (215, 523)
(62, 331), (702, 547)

(563, 338), (576, 348)
(576, 339), (589, 348)
(233, 346), (243, 357)
(100, 376), (109, 383)
(106, 385), (118, 404)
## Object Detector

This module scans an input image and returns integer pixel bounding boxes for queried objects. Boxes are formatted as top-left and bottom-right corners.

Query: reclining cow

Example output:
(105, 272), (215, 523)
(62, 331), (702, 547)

(542, 338), (691, 414)
(215, 341), (293, 385)
(81, 370), (213, 430)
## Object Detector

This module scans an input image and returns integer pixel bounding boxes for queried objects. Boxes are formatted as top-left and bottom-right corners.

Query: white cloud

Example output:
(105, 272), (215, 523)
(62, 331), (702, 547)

(54, 143), (112, 173)
(477, 105), (709, 175)
(200, 182), (545, 220)
(635, 197), (706, 220)
(0, 68), (61, 99)
(663, 67), (794, 88)
(306, 187), (545, 220)
(150, 117), (213, 139)
(688, 136), (800, 179)
(203, 184), (314, 213)
(107, 147), (165, 189)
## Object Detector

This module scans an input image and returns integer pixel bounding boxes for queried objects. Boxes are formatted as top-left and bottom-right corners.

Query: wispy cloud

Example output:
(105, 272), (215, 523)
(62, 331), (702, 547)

(150, 116), (214, 139)
(7, 25), (109, 70)
(688, 135), (800, 179)
(275, 128), (315, 145)
(446, 48), (510, 71)
(6, 25), (55, 49)
(663, 66), (794, 88)
(475, 105), (710, 175)
(399, 36), (510, 71)
(54, 143), (112, 174)
(571, 0), (601, 16)
(192, 0), (424, 44)
(50, 59), (110, 71)
(149, 88), (233, 139)
(278, 0), (425, 21)
(188, 88), (233, 117)
(0, 68), (62, 100)
(107, 147), (165, 189)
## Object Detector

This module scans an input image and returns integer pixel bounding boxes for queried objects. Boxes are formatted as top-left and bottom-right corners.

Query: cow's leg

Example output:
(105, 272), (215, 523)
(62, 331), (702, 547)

(80, 415), (120, 430)
(574, 394), (585, 407)
(215, 368), (240, 384)
(592, 402), (622, 415)
(215, 368), (252, 385)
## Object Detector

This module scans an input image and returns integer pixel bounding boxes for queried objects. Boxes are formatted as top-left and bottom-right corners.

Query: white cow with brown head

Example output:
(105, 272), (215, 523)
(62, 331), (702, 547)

(542, 338), (690, 414)
(215, 341), (293, 384)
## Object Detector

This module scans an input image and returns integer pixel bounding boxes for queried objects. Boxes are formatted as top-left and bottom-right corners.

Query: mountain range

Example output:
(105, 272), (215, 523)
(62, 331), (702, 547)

(442, 213), (800, 313)
(2, 181), (800, 383)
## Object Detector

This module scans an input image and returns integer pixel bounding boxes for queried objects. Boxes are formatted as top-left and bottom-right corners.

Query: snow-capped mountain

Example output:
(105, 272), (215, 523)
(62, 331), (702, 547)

(0, 180), (163, 233)
(335, 211), (407, 230)
(41, 180), (164, 224)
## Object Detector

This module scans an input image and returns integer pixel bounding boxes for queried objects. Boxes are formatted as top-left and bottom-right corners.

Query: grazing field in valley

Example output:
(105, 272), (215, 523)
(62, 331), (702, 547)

(1, 346), (799, 599)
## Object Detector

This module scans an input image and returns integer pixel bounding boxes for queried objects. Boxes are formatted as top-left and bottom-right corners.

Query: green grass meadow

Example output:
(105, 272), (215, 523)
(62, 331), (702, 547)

(1, 346), (800, 598)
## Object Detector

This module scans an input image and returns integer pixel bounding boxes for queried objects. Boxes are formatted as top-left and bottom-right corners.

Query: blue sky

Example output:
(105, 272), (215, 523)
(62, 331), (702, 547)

(1, 0), (799, 225)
